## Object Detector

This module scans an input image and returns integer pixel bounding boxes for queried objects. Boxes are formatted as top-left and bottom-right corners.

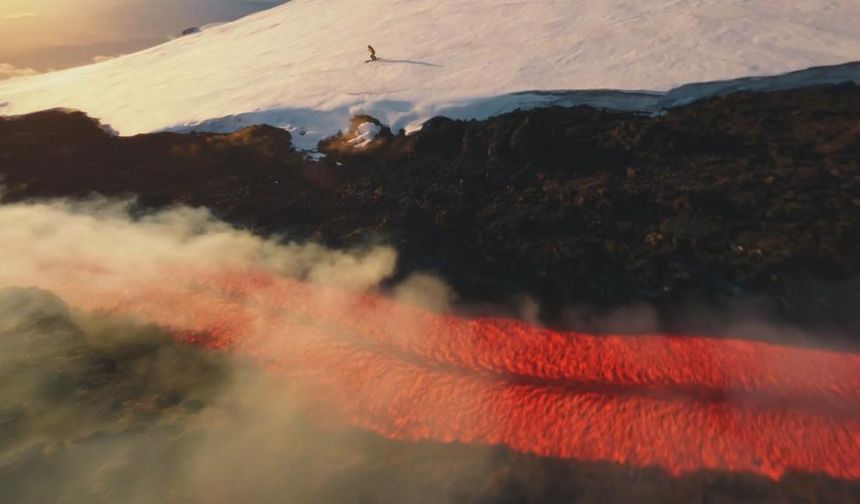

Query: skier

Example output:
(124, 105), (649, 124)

(367, 45), (378, 62)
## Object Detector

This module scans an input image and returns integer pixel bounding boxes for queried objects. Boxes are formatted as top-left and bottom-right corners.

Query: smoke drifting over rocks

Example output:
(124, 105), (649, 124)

(0, 287), (229, 503)
(3, 85), (859, 340)
(0, 199), (482, 504)
(2, 83), (860, 501)
(0, 288), (504, 504)
(0, 198), (858, 503)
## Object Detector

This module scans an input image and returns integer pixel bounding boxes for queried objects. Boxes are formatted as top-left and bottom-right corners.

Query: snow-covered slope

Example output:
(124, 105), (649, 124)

(1, 0), (859, 150)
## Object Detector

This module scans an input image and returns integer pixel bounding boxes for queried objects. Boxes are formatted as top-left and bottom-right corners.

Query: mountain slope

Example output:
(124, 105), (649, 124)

(1, 0), (859, 149)
(3, 84), (860, 336)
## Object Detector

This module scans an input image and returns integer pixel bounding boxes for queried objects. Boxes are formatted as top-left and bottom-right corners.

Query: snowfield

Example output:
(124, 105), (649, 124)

(1, 0), (859, 150)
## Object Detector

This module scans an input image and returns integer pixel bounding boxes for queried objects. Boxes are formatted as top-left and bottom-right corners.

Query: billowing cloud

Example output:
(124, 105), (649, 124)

(0, 62), (38, 80)
(91, 54), (120, 63)
(2, 196), (858, 502)
(2, 12), (37, 20)
(0, 197), (508, 503)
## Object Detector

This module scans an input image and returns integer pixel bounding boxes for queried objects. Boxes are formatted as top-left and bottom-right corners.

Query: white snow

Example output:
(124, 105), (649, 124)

(349, 122), (382, 149)
(1, 0), (859, 150)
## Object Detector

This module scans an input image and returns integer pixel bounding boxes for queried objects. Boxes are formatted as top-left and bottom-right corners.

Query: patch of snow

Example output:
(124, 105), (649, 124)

(201, 22), (227, 31)
(349, 122), (382, 149)
(661, 61), (860, 108)
(1, 0), (859, 150)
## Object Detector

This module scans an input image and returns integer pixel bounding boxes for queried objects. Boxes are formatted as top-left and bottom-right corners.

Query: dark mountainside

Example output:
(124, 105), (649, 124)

(2, 84), (859, 340)
(1, 84), (860, 503)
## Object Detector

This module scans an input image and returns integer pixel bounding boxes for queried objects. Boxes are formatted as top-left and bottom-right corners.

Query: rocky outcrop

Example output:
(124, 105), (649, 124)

(2, 84), (859, 337)
(3, 85), (860, 503)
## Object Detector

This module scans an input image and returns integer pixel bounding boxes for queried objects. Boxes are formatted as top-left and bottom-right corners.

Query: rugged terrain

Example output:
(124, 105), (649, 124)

(3, 1), (860, 501)
(2, 0), (859, 148)
(2, 84), (859, 340)
(2, 83), (860, 502)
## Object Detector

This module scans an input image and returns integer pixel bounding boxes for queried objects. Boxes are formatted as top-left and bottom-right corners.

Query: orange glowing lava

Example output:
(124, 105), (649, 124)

(17, 266), (860, 480)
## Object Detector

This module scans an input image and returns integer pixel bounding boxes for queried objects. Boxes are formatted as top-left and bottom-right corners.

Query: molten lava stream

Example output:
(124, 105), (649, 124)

(197, 271), (860, 405)
(17, 267), (860, 480)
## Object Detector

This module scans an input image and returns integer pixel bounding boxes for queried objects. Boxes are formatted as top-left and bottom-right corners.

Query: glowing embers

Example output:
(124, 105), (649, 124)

(32, 269), (860, 480)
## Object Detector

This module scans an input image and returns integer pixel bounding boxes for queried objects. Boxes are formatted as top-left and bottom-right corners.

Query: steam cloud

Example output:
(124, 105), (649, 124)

(0, 62), (38, 81)
(0, 197), (858, 503)
(0, 198), (491, 503)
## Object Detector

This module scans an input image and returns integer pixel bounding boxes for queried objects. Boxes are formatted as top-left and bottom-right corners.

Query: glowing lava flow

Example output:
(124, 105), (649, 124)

(15, 268), (860, 480)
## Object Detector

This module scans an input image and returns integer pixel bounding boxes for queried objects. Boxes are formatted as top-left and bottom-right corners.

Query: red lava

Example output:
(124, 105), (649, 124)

(16, 266), (860, 480)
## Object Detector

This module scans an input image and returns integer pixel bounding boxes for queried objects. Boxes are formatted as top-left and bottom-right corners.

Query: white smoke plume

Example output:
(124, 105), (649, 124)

(0, 198), (504, 504)
(1, 197), (856, 503)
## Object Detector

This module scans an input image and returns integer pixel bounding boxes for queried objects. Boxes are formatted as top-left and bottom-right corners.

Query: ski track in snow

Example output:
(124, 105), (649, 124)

(1, 0), (859, 150)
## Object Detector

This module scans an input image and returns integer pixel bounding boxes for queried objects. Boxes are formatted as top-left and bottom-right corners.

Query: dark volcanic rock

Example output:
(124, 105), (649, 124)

(2, 87), (860, 503)
(1, 85), (860, 338)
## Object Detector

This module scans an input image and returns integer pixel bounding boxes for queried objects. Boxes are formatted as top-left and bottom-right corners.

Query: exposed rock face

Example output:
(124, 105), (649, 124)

(318, 115), (392, 154)
(2, 84), (859, 337)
